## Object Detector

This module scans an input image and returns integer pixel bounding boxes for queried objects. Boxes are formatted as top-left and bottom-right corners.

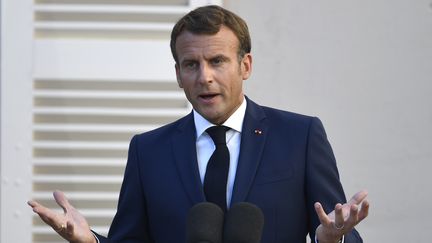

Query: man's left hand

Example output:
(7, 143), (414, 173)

(314, 190), (370, 243)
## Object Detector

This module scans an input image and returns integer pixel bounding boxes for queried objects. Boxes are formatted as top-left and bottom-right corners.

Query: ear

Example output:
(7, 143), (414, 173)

(241, 53), (252, 80)
(175, 63), (183, 88)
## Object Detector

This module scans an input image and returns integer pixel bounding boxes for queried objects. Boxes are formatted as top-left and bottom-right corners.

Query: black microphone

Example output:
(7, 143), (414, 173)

(223, 202), (264, 243)
(186, 202), (224, 243)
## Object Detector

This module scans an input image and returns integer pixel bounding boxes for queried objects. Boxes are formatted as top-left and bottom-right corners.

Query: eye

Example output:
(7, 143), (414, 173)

(211, 57), (224, 65)
(182, 61), (197, 70)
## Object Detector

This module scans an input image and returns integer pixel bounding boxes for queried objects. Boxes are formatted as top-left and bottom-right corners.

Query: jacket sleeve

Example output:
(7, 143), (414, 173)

(305, 117), (363, 242)
(94, 135), (153, 243)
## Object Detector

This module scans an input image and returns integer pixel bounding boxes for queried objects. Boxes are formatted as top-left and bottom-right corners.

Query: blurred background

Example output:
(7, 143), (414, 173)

(1, 0), (431, 242)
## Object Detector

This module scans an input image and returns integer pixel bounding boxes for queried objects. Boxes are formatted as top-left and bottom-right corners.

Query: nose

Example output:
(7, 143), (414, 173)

(197, 63), (213, 84)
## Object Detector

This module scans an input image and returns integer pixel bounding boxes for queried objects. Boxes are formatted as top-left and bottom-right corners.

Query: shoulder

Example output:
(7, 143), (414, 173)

(247, 98), (324, 134)
(262, 105), (313, 123)
(131, 112), (193, 144)
(250, 98), (316, 124)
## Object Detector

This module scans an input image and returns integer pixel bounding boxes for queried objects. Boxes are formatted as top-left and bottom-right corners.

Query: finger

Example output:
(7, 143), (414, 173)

(358, 199), (370, 221)
(28, 200), (43, 212)
(53, 190), (72, 213)
(334, 203), (344, 228)
(27, 200), (38, 208)
(29, 200), (56, 218)
(65, 220), (75, 237)
(29, 199), (66, 229)
(314, 202), (331, 226)
(37, 211), (65, 231)
(54, 223), (66, 233)
(345, 204), (359, 227)
(347, 190), (368, 206)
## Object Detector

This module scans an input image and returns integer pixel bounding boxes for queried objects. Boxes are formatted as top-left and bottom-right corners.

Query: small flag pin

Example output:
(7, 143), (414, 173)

(254, 129), (263, 135)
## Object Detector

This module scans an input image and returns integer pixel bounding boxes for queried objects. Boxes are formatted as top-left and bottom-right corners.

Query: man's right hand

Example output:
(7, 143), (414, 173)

(28, 190), (97, 243)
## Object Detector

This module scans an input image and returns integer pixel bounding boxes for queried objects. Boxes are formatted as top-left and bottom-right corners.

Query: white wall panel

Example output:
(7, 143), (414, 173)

(34, 40), (175, 80)
(0, 0), (34, 242)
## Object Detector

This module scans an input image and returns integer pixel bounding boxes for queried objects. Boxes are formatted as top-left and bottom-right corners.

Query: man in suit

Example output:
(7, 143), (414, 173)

(28, 5), (369, 243)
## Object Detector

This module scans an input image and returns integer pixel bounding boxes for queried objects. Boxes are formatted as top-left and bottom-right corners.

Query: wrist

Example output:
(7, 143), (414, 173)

(315, 235), (343, 243)
(315, 225), (344, 243)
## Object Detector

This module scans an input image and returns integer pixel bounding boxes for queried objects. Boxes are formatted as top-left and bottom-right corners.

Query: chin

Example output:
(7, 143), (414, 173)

(201, 113), (222, 124)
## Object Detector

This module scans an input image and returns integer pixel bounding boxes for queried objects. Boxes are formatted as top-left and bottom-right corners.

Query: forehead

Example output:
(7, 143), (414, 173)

(175, 26), (239, 60)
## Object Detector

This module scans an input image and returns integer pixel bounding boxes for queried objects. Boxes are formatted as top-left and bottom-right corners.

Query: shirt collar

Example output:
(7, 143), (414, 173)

(193, 96), (247, 139)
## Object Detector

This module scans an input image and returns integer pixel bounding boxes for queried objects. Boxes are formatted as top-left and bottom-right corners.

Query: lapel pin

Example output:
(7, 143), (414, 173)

(254, 129), (263, 135)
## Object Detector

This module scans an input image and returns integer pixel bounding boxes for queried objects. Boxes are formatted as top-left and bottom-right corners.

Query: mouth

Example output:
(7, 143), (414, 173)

(199, 94), (219, 100)
(198, 93), (220, 105)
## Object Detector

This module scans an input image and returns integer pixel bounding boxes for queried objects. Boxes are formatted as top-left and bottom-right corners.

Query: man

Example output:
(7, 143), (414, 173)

(28, 5), (369, 243)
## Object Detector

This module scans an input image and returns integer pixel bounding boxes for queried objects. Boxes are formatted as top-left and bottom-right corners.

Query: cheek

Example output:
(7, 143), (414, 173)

(229, 75), (243, 90)
(179, 72), (197, 85)
(180, 82), (196, 98)
(181, 87), (194, 103)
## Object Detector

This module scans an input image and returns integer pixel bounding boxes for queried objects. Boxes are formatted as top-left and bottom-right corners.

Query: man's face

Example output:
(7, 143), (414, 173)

(175, 26), (252, 125)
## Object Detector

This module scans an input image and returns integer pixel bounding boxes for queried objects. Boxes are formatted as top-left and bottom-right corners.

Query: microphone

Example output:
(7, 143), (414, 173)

(223, 202), (264, 243)
(186, 202), (224, 243)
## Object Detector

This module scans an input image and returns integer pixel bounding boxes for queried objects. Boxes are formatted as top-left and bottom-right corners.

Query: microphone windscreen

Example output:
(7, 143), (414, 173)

(186, 202), (224, 243)
(223, 202), (264, 243)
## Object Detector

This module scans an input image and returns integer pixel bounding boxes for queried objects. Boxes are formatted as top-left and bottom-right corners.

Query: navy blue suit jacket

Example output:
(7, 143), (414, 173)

(96, 98), (362, 242)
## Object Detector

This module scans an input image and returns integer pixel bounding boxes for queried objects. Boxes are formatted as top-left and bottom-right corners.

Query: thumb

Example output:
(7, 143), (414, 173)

(347, 190), (368, 206)
(53, 190), (72, 213)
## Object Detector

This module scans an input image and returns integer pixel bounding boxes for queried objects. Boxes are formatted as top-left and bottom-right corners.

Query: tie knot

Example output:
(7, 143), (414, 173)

(206, 126), (229, 145)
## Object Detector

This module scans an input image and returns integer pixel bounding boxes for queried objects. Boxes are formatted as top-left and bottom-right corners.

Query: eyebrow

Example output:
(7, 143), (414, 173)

(211, 54), (230, 61)
(180, 54), (230, 64)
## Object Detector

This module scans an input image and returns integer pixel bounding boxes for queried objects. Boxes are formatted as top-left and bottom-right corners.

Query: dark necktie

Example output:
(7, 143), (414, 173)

(204, 126), (230, 212)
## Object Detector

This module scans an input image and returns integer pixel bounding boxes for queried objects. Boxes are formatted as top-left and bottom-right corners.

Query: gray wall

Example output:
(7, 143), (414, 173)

(225, 1), (432, 242)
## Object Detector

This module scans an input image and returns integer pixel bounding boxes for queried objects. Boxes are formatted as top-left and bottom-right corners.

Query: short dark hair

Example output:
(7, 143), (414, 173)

(170, 5), (251, 63)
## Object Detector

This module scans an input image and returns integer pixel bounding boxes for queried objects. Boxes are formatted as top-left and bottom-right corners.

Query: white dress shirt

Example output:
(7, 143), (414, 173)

(193, 97), (247, 209)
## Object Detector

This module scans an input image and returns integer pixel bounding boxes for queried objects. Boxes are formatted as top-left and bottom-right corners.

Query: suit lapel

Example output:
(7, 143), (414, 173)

(231, 98), (268, 204)
(171, 113), (206, 205)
